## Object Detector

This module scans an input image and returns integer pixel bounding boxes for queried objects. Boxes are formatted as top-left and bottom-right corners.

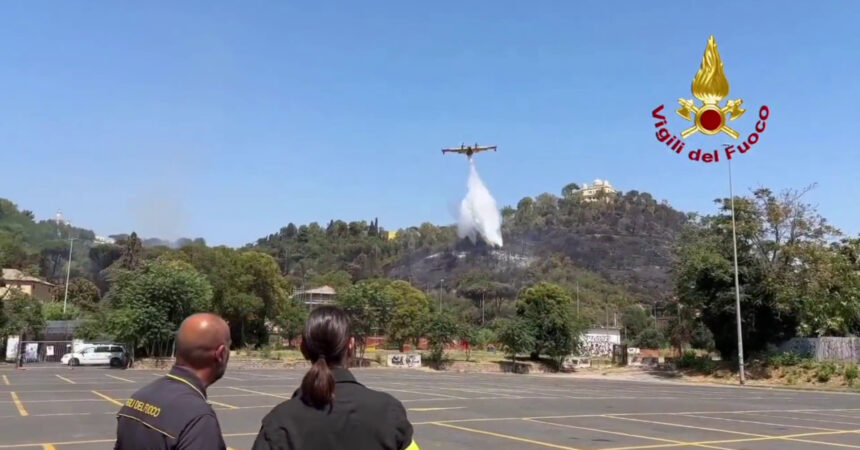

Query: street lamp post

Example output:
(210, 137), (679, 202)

(728, 158), (746, 385)
(438, 279), (445, 311)
(63, 232), (76, 315)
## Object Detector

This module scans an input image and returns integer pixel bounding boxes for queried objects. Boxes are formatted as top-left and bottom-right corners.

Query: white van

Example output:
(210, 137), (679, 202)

(62, 344), (127, 367)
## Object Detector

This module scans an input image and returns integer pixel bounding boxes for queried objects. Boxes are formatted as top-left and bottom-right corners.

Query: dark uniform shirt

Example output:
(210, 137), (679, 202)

(115, 365), (226, 450)
(252, 368), (418, 450)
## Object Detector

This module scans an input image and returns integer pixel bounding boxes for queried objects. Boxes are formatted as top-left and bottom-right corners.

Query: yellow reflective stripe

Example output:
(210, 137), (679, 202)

(404, 439), (420, 450)
(165, 374), (206, 400)
(117, 413), (176, 440)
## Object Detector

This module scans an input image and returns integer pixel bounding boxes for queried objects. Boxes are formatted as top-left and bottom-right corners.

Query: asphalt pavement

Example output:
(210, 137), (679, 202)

(0, 365), (858, 449)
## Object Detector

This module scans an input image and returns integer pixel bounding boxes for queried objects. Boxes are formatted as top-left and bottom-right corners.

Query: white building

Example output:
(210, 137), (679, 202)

(577, 179), (617, 202)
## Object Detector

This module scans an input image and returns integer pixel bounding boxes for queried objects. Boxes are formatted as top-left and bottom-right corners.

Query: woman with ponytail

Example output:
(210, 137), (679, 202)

(252, 306), (419, 450)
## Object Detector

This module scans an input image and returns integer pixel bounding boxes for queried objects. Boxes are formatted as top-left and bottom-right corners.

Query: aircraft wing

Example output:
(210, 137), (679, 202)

(473, 146), (497, 153)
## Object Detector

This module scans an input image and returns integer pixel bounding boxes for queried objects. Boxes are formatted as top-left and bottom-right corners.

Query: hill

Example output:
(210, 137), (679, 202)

(2, 183), (688, 323)
(250, 185), (689, 316)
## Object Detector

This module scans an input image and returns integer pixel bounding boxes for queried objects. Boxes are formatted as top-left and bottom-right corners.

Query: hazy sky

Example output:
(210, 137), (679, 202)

(2, 2), (858, 246)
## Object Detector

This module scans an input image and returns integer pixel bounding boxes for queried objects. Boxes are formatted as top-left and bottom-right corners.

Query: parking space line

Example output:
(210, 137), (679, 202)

(750, 412), (860, 427)
(599, 430), (860, 450)
(222, 376), (245, 381)
(681, 413), (838, 431)
(228, 386), (289, 399)
(105, 374), (135, 383)
(0, 439), (115, 448)
(606, 415), (860, 448)
(92, 390), (123, 407)
(54, 375), (76, 384)
(524, 418), (731, 450)
(2, 375), (9, 385)
(428, 422), (578, 449)
(208, 400), (238, 409)
(10, 392), (28, 417)
(409, 407), (465, 412)
(376, 388), (466, 399)
(792, 410), (860, 421)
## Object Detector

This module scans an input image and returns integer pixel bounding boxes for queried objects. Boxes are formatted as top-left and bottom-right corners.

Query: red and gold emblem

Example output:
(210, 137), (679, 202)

(676, 35), (746, 139)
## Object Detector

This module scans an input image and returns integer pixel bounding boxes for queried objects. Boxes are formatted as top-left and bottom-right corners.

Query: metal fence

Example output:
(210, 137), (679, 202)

(17, 341), (74, 364)
(778, 337), (860, 362)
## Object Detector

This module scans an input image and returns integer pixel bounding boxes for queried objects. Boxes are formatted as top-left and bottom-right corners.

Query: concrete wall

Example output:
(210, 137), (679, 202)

(778, 337), (860, 362)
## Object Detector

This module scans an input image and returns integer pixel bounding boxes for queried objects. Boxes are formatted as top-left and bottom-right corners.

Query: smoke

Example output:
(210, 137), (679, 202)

(457, 160), (503, 247)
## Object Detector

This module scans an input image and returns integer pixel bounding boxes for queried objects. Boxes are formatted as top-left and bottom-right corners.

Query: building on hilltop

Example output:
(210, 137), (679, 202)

(291, 285), (337, 307)
(577, 179), (617, 202)
(1, 269), (55, 302)
(94, 235), (116, 245)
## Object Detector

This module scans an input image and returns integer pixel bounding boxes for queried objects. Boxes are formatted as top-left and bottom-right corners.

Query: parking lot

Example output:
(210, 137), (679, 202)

(0, 366), (859, 449)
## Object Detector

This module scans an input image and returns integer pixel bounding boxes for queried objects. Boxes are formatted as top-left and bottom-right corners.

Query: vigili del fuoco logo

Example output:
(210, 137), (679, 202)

(651, 35), (770, 163)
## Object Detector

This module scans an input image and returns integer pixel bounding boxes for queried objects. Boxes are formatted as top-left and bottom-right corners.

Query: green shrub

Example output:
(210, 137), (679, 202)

(816, 362), (837, 382)
(768, 352), (806, 367)
(676, 350), (716, 374)
(844, 363), (858, 386)
(375, 352), (385, 366)
(677, 350), (699, 368)
(260, 345), (272, 359)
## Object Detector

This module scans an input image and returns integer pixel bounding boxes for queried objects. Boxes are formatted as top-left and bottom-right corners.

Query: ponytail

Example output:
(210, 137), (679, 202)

(299, 306), (351, 409)
(301, 357), (335, 408)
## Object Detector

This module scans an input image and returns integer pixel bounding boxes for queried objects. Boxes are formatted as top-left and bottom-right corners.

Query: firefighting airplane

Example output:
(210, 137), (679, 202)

(441, 143), (497, 159)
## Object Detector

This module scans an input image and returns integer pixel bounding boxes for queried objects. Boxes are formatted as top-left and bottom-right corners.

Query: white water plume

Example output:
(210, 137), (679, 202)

(457, 160), (503, 247)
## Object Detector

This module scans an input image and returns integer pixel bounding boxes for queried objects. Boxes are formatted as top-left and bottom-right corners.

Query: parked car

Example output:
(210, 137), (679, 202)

(65, 344), (127, 368)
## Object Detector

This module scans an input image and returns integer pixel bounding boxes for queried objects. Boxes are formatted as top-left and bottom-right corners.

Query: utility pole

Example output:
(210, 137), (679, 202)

(576, 283), (580, 316)
(728, 158), (746, 385)
(481, 291), (485, 325)
(63, 227), (76, 315)
(438, 278), (445, 311)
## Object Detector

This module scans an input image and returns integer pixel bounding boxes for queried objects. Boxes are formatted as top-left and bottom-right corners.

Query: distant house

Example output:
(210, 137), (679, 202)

(577, 179), (617, 202)
(1, 269), (55, 302)
(291, 285), (337, 307)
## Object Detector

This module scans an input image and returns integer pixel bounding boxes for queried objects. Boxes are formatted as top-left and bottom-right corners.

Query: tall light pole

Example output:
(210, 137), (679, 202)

(63, 228), (76, 315)
(728, 158), (746, 385)
(438, 278), (445, 311)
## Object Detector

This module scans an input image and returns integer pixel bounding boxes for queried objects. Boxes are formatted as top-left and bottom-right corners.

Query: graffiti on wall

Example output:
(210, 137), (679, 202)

(388, 353), (422, 368)
(579, 330), (621, 357)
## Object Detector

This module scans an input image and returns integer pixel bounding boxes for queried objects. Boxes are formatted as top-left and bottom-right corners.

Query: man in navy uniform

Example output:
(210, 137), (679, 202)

(115, 313), (232, 449)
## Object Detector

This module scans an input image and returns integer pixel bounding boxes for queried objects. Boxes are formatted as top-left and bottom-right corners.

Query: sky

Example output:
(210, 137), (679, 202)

(1, 2), (858, 247)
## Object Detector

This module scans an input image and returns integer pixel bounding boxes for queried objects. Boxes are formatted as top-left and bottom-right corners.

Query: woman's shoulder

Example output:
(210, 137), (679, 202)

(259, 391), (302, 424)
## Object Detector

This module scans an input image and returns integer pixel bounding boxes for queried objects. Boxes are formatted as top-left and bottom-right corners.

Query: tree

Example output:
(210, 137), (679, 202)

(515, 282), (582, 360)
(674, 187), (843, 358)
(53, 278), (100, 312)
(1, 291), (45, 339)
(496, 318), (535, 371)
(691, 321), (716, 351)
(116, 232), (144, 270)
(274, 298), (307, 347)
(338, 279), (394, 363)
(88, 244), (123, 292)
(634, 326), (665, 349)
(106, 258), (212, 356)
(43, 302), (83, 320)
(310, 270), (353, 293)
(385, 280), (431, 351)
(561, 183), (581, 199)
(425, 311), (460, 364)
(620, 304), (651, 343)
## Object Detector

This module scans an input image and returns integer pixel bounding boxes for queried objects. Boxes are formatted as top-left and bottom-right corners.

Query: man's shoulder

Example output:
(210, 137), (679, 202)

(128, 376), (212, 415)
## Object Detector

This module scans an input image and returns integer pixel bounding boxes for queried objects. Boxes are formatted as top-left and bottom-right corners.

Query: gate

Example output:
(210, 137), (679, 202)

(17, 341), (73, 364)
(612, 344), (628, 366)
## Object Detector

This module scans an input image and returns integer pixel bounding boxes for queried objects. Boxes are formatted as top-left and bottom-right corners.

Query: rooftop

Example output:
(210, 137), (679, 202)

(1, 269), (54, 286)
